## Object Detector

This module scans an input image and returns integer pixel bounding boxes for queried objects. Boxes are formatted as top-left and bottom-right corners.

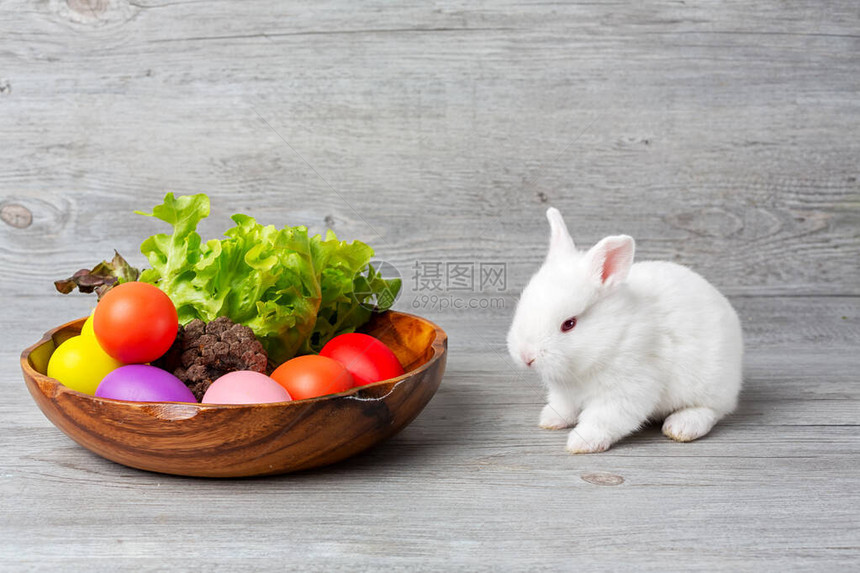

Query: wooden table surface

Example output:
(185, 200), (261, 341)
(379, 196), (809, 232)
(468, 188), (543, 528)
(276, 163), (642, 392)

(2, 1), (859, 570)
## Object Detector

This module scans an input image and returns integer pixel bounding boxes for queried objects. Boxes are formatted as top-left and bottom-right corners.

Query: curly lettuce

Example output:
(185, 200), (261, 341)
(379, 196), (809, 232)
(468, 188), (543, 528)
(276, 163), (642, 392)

(136, 193), (400, 365)
(54, 251), (140, 298)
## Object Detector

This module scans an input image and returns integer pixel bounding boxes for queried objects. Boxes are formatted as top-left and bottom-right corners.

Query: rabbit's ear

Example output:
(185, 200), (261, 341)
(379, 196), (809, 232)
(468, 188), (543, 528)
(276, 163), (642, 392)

(586, 235), (635, 288)
(546, 207), (575, 258)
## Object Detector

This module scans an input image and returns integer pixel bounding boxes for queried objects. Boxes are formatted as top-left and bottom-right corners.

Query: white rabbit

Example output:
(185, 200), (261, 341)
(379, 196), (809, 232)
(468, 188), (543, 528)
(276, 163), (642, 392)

(507, 207), (743, 454)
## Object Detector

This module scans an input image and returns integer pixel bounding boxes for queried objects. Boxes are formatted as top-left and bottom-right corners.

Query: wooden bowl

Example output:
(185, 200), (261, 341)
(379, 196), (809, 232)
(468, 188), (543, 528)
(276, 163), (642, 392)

(20, 311), (446, 477)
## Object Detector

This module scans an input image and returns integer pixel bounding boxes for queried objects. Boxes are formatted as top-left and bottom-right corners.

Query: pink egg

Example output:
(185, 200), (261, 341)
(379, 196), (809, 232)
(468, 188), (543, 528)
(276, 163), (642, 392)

(201, 371), (292, 405)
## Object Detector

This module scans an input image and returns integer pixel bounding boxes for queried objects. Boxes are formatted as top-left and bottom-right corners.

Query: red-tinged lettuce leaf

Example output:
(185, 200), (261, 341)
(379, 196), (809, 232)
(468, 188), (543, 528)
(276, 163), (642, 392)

(54, 251), (140, 298)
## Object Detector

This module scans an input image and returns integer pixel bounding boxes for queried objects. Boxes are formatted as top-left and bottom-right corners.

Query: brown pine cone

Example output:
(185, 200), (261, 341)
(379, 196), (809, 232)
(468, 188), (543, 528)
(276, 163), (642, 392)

(154, 316), (268, 401)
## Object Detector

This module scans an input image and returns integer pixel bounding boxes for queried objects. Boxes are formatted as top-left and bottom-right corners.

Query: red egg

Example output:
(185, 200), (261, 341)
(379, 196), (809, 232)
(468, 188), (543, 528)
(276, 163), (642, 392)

(319, 333), (404, 387)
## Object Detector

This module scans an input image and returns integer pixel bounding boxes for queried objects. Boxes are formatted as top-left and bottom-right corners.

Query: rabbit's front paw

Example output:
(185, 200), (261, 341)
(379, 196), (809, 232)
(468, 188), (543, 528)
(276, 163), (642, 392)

(662, 407), (719, 442)
(565, 427), (612, 454)
(539, 403), (576, 430)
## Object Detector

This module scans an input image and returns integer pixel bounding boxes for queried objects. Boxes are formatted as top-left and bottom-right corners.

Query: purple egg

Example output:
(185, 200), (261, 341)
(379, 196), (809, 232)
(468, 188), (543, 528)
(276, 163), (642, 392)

(95, 365), (197, 403)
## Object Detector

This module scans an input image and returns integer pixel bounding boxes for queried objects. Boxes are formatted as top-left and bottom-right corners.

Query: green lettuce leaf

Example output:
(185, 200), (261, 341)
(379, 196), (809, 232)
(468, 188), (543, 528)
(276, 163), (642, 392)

(136, 193), (399, 365)
(301, 230), (401, 353)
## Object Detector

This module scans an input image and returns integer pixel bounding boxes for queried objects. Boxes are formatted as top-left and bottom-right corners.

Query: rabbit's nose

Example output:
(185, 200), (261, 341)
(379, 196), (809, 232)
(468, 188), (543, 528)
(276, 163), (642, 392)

(521, 351), (536, 367)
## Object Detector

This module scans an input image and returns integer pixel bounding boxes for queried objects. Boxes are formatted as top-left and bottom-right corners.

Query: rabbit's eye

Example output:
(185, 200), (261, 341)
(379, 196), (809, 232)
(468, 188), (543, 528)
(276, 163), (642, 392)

(561, 317), (577, 332)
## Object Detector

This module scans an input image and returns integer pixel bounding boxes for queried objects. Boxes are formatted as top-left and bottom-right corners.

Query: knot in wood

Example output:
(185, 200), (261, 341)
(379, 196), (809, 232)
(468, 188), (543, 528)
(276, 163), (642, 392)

(67, 0), (109, 17)
(55, 0), (135, 26)
(0, 204), (33, 229)
(580, 472), (624, 486)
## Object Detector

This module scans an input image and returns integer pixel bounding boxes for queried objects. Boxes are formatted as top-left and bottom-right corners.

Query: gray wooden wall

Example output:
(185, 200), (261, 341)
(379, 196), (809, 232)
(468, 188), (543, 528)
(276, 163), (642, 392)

(2, 1), (858, 570)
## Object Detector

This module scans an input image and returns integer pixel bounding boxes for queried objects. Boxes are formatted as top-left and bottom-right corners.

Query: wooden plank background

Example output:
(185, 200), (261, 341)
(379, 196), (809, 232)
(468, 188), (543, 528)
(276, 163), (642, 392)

(1, 1), (858, 570)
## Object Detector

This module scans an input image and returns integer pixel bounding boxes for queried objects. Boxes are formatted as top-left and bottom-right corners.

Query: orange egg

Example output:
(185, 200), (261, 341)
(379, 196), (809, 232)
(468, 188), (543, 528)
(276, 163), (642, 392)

(270, 355), (354, 400)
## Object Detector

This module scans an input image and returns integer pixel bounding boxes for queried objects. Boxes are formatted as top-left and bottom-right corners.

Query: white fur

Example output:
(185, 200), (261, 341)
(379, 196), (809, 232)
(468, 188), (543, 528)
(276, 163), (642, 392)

(507, 208), (743, 454)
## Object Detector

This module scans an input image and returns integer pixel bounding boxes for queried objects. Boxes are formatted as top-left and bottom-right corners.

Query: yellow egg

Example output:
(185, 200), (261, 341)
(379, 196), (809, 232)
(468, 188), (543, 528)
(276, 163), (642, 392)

(47, 335), (124, 395)
(81, 312), (95, 338)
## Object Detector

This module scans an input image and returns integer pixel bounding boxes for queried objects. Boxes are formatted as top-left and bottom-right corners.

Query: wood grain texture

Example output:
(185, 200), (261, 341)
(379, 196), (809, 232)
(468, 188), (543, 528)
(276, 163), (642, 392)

(1, 0), (859, 570)
(0, 1), (859, 298)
